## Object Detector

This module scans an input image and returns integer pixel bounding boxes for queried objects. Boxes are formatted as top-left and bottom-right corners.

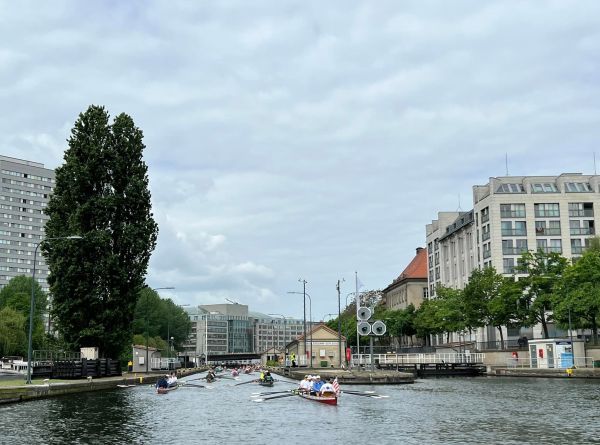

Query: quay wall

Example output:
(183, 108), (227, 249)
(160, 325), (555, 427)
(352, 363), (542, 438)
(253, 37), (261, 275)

(0, 367), (207, 405)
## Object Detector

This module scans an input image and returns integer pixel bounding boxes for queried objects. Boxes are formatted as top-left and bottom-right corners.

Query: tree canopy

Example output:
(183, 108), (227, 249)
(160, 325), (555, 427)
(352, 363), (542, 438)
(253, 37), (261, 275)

(44, 105), (158, 358)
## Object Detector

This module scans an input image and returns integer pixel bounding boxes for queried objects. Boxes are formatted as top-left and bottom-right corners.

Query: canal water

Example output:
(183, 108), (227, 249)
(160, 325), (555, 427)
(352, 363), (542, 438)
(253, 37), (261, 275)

(1, 375), (599, 444)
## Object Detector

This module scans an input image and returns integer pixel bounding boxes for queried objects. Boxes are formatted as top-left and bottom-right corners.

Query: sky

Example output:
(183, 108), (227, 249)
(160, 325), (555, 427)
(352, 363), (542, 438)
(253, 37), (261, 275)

(1, 1), (600, 321)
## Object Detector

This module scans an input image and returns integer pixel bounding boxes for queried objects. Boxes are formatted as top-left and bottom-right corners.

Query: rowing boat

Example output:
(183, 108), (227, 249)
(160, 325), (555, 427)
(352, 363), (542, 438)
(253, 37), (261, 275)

(157, 384), (178, 394)
(258, 379), (274, 387)
(296, 391), (337, 406)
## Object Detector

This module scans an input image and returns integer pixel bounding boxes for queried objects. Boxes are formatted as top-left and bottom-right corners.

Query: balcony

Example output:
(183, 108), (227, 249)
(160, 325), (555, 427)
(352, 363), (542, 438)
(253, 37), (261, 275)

(571, 246), (584, 254)
(500, 211), (526, 218)
(570, 227), (595, 236)
(482, 214), (489, 223)
(502, 229), (527, 237)
(502, 247), (528, 255)
(483, 250), (491, 259)
(538, 246), (562, 254)
(535, 228), (561, 236)
(482, 232), (490, 241)
(569, 209), (594, 217)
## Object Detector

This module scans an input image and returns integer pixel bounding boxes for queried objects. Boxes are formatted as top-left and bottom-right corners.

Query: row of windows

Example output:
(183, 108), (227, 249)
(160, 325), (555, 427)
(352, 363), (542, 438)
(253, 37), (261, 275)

(0, 213), (44, 222)
(1, 169), (54, 183)
(0, 248), (34, 255)
(1, 178), (52, 191)
(0, 231), (43, 239)
(499, 220), (595, 237)
(500, 202), (595, 219)
(1, 187), (48, 199)
(0, 195), (46, 207)
(0, 258), (44, 265)
(0, 205), (45, 215)
(0, 266), (47, 273)
(0, 222), (42, 231)
(0, 239), (38, 246)
(496, 182), (594, 194)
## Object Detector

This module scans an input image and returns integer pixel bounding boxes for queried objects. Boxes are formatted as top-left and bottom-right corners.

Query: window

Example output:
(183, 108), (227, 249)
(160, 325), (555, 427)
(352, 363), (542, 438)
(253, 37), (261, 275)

(531, 183), (559, 193)
(482, 225), (490, 241)
(571, 239), (583, 254)
(503, 258), (515, 274)
(500, 204), (526, 218)
(482, 243), (491, 259)
(569, 202), (594, 217)
(536, 239), (547, 251)
(534, 203), (560, 217)
(535, 220), (561, 236)
(481, 207), (489, 223)
(496, 183), (525, 193)
(549, 239), (562, 253)
(565, 182), (592, 193)
(570, 219), (595, 236)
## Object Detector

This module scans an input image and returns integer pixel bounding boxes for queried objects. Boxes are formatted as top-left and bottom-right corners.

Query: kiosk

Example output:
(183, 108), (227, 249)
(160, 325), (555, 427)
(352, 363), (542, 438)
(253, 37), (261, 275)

(528, 338), (585, 369)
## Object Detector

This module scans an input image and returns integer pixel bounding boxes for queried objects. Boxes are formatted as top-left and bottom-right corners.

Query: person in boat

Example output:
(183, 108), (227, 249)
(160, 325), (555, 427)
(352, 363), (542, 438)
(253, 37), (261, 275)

(310, 375), (323, 395)
(298, 375), (310, 393)
(156, 376), (169, 389)
(167, 372), (178, 387)
(263, 371), (273, 383)
(319, 378), (336, 396)
(259, 370), (265, 381)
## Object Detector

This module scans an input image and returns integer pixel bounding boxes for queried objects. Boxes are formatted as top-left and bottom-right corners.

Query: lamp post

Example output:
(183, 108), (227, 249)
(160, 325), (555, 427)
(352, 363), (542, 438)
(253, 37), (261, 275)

(288, 290), (312, 367)
(298, 279), (307, 365)
(337, 279), (344, 368)
(269, 314), (286, 366)
(146, 287), (175, 374)
(27, 235), (82, 385)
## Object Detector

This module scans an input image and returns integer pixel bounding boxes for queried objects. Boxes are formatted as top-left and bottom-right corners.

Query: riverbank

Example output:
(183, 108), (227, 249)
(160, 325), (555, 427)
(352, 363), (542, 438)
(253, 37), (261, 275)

(274, 367), (415, 384)
(490, 366), (600, 378)
(0, 367), (207, 405)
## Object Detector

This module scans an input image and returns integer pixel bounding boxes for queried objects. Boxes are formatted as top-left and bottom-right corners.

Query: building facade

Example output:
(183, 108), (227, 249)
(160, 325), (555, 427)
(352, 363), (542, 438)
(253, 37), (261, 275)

(383, 247), (429, 312)
(427, 173), (600, 345)
(0, 155), (55, 292)
(250, 312), (306, 354)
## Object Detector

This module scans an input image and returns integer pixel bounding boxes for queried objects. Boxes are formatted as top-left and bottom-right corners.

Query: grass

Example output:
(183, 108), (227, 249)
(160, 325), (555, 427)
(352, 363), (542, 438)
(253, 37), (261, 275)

(0, 378), (70, 387)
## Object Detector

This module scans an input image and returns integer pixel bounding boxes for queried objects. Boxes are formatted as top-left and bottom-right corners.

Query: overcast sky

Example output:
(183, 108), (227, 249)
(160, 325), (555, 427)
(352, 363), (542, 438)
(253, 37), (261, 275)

(1, 1), (599, 321)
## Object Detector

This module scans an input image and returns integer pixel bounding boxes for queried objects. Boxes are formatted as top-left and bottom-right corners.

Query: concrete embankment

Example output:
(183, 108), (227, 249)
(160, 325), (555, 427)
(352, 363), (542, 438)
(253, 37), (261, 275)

(0, 367), (207, 405)
(275, 367), (415, 384)
(490, 367), (600, 379)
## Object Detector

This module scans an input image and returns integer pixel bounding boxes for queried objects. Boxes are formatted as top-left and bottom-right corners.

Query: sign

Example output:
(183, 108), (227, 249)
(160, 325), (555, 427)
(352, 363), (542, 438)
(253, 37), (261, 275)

(346, 347), (351, 362)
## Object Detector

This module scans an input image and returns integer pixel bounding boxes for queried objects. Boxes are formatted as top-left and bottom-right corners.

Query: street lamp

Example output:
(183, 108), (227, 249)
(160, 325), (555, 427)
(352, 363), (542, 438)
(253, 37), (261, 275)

(27, 235), (82, 385)
(288, 290), (312, 368)
(146, 287), (175, 374)
(269, 314), (286, 366)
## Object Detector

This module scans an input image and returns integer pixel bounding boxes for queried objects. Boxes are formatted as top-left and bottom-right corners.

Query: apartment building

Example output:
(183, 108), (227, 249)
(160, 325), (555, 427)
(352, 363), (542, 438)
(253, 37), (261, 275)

(0, 155), (54, 292)
(427, 173), (600, 343)
(250, 312), (306, 354)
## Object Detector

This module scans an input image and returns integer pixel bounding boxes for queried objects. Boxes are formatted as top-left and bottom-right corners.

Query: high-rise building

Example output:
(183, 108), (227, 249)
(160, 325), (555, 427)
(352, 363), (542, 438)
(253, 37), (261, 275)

(427, 173), (600, 344)
(0, 155), (55, 292)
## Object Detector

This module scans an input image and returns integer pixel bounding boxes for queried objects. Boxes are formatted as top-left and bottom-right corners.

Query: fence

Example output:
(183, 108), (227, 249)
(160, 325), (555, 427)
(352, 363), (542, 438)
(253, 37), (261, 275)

(505, 356), (595, 369)
(351, 352), (486, 368)
(31, 358), (121, 379)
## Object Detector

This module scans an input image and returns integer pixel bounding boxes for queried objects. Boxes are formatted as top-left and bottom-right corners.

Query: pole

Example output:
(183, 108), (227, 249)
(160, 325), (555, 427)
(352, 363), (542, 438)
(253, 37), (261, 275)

(309, 294), (312, 368)
(300, 279), (307, 366)
(26, 243), (41, 385)
(370, 336), (374, 372)
(337, 280), (342, 368)
(569, 307), (574, 367)
(355, 272), (360, 357)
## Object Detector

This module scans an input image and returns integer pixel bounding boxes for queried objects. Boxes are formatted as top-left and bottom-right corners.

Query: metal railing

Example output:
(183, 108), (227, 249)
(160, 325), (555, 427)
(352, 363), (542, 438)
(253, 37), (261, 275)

(505, 356), (594, 369)
(352, 352), (485, 367)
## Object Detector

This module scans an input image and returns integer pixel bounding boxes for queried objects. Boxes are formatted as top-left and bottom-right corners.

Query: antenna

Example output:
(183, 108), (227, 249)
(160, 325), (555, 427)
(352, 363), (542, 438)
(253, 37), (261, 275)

(225, 298), (239, 304)
(594, 152), (597, 175)
(457, 194), (463, 212)
(505, 153), (509, 176)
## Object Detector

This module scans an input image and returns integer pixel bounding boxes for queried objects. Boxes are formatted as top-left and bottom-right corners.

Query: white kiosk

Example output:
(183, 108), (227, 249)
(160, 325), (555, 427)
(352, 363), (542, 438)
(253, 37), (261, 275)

(528, 338), (585, 369)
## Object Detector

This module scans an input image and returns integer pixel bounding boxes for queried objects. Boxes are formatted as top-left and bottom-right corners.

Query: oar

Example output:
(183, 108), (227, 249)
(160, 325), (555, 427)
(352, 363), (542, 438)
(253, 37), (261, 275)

(253, 393), (298, 403)
(341, 391), (387, 399)
(343, 390), (376, 395)
(185, 377), (207, 383)
(235, 379), (258, 386)
(251, 390), (294, 396)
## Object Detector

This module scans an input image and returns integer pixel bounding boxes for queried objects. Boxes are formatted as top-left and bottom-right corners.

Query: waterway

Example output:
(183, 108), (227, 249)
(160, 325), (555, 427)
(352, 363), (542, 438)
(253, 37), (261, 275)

(1, 375), (599, 444)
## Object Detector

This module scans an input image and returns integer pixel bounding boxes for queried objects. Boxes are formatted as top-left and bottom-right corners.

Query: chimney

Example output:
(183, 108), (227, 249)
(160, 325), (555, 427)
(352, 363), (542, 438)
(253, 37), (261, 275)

(416, 247), (424, 254)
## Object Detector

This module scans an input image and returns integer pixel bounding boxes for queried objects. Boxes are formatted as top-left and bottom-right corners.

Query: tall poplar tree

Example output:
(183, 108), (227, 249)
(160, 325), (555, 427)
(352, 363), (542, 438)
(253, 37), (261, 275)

(44, 105), (158, 358)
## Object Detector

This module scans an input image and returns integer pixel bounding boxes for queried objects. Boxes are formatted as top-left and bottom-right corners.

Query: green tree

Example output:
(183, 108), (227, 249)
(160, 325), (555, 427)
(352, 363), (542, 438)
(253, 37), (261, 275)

(0, 275), (47, 351)
(44, 105), (158, 358)
(555, 250), (600, 344)
(384, 304), (417, 347)
(463, 267), (521, 347)
(516, 250), (568, 339)
(0, 307), (27, 356)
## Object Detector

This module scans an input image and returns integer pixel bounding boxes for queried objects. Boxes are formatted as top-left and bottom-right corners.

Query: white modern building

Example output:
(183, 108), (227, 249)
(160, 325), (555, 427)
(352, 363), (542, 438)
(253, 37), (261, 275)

(427, 173), (600, 346)
(0, 155), (55, 292)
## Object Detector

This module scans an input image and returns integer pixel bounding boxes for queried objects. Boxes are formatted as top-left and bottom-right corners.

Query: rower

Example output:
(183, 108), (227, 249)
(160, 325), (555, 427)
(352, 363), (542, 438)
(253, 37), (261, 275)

(319, 378), (336, 396)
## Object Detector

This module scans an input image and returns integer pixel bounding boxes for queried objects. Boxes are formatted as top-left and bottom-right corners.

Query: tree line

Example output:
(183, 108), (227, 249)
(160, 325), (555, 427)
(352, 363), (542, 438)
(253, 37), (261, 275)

(329, 240), (600, 348)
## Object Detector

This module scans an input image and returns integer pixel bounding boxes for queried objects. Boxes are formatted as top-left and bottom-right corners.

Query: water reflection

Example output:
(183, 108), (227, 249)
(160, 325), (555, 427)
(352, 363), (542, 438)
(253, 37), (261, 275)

(1, 376), (599, 445)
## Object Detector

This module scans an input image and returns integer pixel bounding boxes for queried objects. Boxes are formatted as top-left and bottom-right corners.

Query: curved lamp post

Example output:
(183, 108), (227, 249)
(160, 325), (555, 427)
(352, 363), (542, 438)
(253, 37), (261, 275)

(27, 235), (82, 385)
(146, 287), (175, 373)
(269, 314), (286, 366)
(287, 291), (312, 368)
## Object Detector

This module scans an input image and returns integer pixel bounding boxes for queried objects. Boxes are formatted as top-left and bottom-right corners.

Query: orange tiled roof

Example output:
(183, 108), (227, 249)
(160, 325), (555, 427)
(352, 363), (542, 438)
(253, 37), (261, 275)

(391, 247), (428, 284)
